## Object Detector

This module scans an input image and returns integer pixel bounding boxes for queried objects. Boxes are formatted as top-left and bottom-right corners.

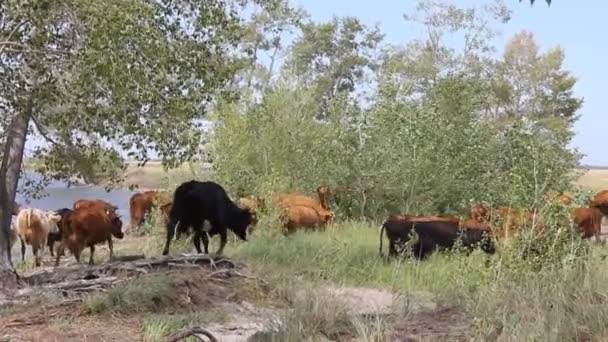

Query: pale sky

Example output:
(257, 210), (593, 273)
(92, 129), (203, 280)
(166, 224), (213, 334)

(291, 0), (606, 166)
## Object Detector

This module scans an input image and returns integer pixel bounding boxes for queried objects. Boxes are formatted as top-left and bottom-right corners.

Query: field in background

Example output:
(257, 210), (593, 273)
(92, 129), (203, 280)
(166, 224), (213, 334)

(575, 168), (608, 191)
(7, 162), (608, 340)
(122, 163), (608, 193)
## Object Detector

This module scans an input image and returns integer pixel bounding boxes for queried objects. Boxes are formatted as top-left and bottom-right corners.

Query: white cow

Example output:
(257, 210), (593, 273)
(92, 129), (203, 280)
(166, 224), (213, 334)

(15, 208), (61, 266)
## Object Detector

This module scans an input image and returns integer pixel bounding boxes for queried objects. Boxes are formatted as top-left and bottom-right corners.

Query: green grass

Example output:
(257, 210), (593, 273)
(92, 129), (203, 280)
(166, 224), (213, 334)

(230, 219), (608, 340)
(234, 221), (490, 298)
(82, 274), (177, 315)
(142, 311), (229, 342)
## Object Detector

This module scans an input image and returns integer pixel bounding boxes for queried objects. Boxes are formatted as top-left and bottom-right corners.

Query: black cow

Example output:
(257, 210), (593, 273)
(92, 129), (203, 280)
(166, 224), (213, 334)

(48, 208), (72, 257)
(379, 217), (495, 259)
(162, 180), (253, 256)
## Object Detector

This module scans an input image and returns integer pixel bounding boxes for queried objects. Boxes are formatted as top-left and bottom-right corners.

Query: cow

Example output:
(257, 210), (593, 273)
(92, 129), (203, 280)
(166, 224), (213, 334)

(316, 185), (331, 211)
(282, 204), (334, 234)
(54, 206), (124, 266)
(128, 190), (164, 230)
(590, 190), (608, 216)
(379, 217), (495, 259)
(237, 196), (264, 227)
(572, 207), (602, 240)
(15, 208), (62, 266)
(162, 180), (254, 256)
(469, 203), (491, 223)
(73, 199), (118, 214)
(272, 191), (335, 226)
(47, 208), (72, 257)
(160, 202), (172, 225)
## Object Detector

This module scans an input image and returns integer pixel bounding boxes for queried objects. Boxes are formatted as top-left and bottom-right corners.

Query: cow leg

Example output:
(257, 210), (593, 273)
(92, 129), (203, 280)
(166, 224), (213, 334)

(74, 249), (81, 264)
(388, 239), (398, 258)
(89, 245), (95, 265)
(54, 243), (65, 267)
(215, 230), (227, 256)
(192, 230), (203, 254)
(20, 238), (26, 261)
(162, 221), (177, 256)
(49, 239), (55, 257)
(107, 238), (114, 261)
(33, 246), (40, 267)
(201, 232), (210, 255)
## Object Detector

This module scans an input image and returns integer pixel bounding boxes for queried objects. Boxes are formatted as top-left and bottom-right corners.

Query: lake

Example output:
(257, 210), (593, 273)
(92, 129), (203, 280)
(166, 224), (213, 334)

(15, 172), (135, 219)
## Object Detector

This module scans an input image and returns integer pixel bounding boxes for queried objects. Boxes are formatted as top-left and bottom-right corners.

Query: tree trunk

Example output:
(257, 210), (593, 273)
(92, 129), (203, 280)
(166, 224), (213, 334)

(0, 110), (31, 291)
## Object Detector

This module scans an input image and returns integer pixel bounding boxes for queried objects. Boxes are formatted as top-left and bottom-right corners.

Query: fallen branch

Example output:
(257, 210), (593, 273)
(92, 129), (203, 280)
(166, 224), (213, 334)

(165, 326), (218, 342)
(22, 254), (241, 286)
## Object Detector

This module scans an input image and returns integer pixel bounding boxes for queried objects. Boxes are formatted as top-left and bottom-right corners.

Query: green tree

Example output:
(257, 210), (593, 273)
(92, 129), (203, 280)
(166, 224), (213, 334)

(0, 0), (246, 283)
(285, 16), (384, 118)
(236, 0), (306, 97)
(483, 31), (582, 125)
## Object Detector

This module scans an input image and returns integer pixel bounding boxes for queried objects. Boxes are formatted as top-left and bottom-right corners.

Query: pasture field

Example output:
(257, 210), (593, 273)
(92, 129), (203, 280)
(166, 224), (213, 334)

(575, 168), (608, 191)
(4, 166), (608, 341)
(124, 164), (608, 192)
(6, 214), (608, 341)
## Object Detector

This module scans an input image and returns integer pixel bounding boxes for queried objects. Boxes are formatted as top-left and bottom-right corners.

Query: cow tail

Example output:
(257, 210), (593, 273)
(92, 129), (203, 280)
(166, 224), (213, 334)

(25, 209), (31, 229)
(379, 220), (386, 257)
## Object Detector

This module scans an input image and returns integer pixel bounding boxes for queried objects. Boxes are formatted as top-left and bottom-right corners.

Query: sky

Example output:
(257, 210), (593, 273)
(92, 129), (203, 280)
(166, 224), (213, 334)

(290, 0), (606, 166)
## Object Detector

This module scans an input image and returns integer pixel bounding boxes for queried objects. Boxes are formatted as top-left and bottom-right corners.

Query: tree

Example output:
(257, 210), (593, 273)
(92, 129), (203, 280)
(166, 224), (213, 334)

(483, 31), (583, 125)
(285, 16), (384, 119)
(0, 0), (247, 285)
(235, 0), (306, 98)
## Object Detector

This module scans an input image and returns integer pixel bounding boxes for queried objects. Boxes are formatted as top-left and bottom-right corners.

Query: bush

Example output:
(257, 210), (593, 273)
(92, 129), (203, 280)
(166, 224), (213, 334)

(211, 75), (581, 219)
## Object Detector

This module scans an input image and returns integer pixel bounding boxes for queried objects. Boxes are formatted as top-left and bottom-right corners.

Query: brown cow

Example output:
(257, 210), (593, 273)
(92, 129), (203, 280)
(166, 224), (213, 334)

(469, 203), (491, 223)
(316, 185), (331, 211)
(590, 190), (608, 216)
(73, 199), (118, 214)
(160, 202), (172, 225)
(572, 207), (602, 240)
(55, 207), (124, 266)
(282, 204), (333, 233)
(272, 190), (335, 225)
(544, 192), (573, 206)
(486, 206), (544, 242)
(15, 208), (62, 266)
(129, 190), (163, 230)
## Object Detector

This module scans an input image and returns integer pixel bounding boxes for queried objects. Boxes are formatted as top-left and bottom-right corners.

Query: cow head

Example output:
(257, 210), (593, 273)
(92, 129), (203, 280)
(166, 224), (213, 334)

(231, 207), (253, 241)
(46, 212), (62, 234)
(106, 209), (124, 239)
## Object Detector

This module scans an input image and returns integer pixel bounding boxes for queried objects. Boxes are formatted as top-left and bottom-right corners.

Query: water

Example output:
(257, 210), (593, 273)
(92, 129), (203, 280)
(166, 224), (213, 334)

(15, 172), (135, 219)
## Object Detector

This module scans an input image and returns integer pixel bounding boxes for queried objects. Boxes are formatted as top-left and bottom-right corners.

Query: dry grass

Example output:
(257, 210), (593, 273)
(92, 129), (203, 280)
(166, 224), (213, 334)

(575, 168), (608, 191)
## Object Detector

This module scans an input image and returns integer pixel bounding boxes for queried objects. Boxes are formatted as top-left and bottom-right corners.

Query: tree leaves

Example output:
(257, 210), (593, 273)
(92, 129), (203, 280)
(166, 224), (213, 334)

(1, 0), (248, 186)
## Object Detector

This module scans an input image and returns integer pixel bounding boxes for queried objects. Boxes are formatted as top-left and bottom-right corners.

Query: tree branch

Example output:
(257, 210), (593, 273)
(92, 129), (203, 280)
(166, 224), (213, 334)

(0, 21), (26, 55)
(0, 42), (72, 56)
(164, 327), (218, 342)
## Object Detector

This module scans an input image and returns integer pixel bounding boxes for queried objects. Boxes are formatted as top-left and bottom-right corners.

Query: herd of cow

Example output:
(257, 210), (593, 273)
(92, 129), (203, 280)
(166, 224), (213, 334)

(7, 178), (608, 268)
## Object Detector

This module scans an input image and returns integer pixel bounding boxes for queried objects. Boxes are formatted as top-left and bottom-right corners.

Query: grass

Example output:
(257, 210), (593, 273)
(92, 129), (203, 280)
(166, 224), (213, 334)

(234, 221), (490, 298)
(575, 168), (608, 191)
(251, 286), (387, 342)
(82, 274), (177, 315)
(226, 217), (608, 340)
(142, 310), (229, 342)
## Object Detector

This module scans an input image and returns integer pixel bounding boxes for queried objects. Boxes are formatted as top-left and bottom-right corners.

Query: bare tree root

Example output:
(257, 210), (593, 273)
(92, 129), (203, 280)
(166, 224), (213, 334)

(165, 326), (219, 342)
(2, 254), (243, 303)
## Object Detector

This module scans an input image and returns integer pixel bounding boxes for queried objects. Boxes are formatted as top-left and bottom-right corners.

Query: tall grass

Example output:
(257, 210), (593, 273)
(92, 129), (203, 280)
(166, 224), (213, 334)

(233, 219), (608, 340)
(235, 221), (490, 297)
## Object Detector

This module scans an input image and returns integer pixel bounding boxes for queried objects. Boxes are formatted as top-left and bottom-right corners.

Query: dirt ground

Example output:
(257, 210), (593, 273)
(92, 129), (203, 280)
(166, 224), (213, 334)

(0, 261), (469, 342)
